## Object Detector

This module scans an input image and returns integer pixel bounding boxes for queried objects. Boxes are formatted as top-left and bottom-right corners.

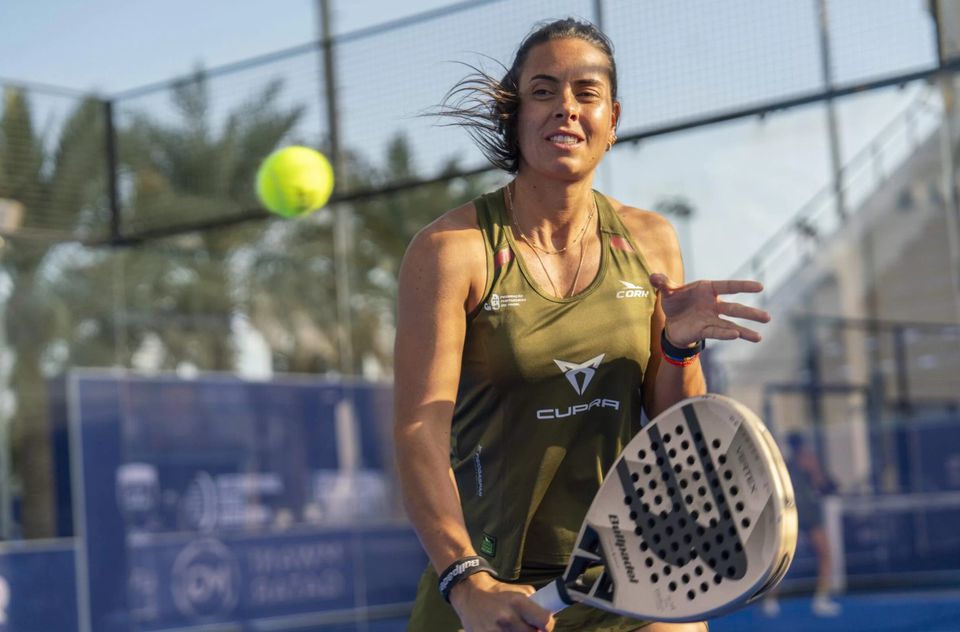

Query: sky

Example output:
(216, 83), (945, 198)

(0, 0), (941, 289)
(0, 0), (452, 94)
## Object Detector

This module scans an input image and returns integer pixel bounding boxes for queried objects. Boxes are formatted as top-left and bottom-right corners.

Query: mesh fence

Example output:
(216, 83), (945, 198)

(0, 7), (959, 632)
(0, 85), (111, 242)
(0, 0), (956, 547)
(0, 0), (952, 439)
(2, 0), (940, 242)
(111, 45), (329, 236)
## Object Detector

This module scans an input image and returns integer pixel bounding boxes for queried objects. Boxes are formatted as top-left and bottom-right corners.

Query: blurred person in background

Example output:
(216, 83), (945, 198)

(763, 431), (841, 618)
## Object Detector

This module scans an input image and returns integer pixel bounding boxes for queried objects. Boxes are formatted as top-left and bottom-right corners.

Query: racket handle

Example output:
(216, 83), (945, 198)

(530, 577), (571, 615)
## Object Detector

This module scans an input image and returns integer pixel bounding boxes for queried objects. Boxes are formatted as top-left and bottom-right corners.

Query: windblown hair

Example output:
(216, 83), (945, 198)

(435, 18), (618, 173)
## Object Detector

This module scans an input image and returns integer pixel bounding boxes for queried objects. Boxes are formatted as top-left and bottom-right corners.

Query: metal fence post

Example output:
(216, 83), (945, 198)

(104, 98), (121, 244)
(817, 0), (847, 224)
(932, 0), (960, 326)
(319, 0), (355, 377)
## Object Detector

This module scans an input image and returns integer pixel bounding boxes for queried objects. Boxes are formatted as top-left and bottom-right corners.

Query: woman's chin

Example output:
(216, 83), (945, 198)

(522, 158), (593, 182)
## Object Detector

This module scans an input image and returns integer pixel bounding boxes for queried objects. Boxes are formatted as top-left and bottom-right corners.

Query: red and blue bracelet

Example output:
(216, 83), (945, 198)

(660, 329), (704, 367)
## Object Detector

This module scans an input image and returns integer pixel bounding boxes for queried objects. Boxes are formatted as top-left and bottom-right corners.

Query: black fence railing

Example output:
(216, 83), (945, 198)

(0, 0), (947, 248)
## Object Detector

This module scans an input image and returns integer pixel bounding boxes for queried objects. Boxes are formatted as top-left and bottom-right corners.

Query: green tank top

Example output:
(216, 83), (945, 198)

(452, 186), (657, 580)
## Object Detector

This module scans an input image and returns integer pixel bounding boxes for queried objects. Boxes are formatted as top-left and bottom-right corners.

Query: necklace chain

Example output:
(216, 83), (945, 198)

(506, 183), (595, 255)
(505, 183), (594, 298)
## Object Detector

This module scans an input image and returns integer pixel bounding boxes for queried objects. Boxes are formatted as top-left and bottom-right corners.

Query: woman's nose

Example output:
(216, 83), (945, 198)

(555, 90), (579, 120)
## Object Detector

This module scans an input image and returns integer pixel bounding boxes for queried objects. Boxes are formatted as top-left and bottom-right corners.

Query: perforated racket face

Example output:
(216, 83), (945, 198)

(562, 395), (797, 622)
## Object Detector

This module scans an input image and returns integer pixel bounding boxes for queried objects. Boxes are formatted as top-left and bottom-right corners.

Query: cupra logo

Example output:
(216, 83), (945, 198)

(553, 354), (605, 395)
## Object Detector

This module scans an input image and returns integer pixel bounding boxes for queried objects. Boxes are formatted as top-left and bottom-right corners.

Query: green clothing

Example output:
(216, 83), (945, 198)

(408, 187), (657, 631)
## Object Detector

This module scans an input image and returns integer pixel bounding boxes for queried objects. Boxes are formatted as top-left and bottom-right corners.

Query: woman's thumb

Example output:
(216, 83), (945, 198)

(649, 273), (674, 292)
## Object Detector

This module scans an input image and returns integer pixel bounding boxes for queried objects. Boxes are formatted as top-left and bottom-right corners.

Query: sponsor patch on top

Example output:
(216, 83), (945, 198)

(616, 280), (650, 299)
(484, 293), (526, 311)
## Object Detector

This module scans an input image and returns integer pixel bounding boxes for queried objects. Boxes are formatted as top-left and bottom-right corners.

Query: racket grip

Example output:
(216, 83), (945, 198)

(530, 577), (571, 615)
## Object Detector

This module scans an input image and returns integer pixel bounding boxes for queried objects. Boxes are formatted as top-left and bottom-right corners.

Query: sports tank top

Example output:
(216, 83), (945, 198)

(452, 186), (657, 579)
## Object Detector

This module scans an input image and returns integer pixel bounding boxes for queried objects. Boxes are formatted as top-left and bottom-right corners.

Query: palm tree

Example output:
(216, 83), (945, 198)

(241, 133), (492, 377)
(107, 70), (303, 370)
(1, 73), (489, 536)
(0, 71), (306, 535)
(350, 134), (492, 375)
(0, 87), (107, 537)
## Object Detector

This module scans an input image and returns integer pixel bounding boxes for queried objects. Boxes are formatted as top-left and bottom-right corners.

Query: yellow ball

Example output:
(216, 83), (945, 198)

(255, 146), (334, 217)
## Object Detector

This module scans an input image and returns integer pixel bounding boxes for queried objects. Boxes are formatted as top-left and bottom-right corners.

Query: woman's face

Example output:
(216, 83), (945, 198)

(515, 37), (620, 182)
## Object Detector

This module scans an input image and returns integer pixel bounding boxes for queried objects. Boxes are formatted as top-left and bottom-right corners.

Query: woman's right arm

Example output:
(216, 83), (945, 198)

(393, 213), (552, 632)
(395, 218), (477, 574)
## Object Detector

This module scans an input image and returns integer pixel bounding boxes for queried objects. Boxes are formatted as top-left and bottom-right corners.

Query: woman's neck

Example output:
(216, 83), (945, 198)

(508, 173), (596, 247)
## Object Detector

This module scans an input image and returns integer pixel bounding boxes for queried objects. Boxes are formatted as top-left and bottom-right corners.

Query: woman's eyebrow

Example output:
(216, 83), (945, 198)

(528, 74), (606, 85)
(529, 74), (559, 83)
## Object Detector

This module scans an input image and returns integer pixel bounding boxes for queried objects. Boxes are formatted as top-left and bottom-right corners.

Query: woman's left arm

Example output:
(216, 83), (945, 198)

(627, 209), (769, 418)
(637, 213), (705, 418)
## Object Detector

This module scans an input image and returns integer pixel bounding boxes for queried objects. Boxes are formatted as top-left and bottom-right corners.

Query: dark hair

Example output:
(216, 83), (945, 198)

(436, 18), (618, 173)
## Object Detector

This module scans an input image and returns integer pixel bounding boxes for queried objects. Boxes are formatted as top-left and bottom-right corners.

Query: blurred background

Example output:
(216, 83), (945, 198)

(0, 0), (958, 630)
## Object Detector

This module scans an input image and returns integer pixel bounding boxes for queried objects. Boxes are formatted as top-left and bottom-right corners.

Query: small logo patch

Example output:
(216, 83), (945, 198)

(553, 354), (605, 395)
(616, 280), (650, 299)
(484, 293), (526, 311)
(480, 533), (497, 557)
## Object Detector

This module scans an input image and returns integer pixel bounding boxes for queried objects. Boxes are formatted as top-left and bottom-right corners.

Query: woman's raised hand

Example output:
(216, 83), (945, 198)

(649, 273), (770, 348)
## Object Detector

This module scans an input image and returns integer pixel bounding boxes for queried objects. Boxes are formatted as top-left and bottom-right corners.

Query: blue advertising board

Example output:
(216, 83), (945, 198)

(63, 370), (425, 631)
(0, 542), (79, 632)
(832, 493), (960, 581)
(894, 415), (960, 493)
(28, 371), (960, 628)
(125, 528), (424, 630)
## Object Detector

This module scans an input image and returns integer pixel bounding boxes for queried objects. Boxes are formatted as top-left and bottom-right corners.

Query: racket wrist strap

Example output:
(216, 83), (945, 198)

(661, 329), (704, 366)
(530, 577), (574, 614)
(438, 555), (497, 602)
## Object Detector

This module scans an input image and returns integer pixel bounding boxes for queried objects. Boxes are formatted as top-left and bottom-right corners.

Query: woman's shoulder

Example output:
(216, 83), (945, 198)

(400, 199), (489, 310)
(603, 194), (676, 237)
(409, 199), (484, 250)
(402, 200), (487, 277)
(603, 195), (679, 251)
(602, 194), (683, 276)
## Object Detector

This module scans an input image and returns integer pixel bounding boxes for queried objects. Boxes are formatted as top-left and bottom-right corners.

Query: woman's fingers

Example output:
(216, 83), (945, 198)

(649, 273), (678, 292)
(716, 301), (770, 323)
(702, 321), (763, 342)
(653, 276), (764, 298)
(516, 597), (554, 631)
(700, 324), (742, 341)
(710, 279), (764, 295)
(733, 323), (763, 343)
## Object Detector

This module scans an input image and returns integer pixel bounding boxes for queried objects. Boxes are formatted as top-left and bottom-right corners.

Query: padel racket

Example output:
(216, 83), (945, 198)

(531, 394), (797, 622)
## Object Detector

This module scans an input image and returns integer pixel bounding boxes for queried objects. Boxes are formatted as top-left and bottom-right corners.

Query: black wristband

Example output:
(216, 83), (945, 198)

(438, 556), (497, 602)
(661, 329), (705, 359)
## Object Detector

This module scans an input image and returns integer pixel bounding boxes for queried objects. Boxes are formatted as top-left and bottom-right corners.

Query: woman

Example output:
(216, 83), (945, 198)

(394, 18), (769, 632)
(762, 433), (841, 618)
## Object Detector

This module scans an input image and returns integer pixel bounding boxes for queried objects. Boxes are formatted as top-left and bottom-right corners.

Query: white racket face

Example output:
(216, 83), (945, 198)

(560, 395), (797, 622)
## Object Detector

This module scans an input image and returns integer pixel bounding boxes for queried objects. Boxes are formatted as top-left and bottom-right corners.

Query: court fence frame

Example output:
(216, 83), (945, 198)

(0, 0), (957, 255)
